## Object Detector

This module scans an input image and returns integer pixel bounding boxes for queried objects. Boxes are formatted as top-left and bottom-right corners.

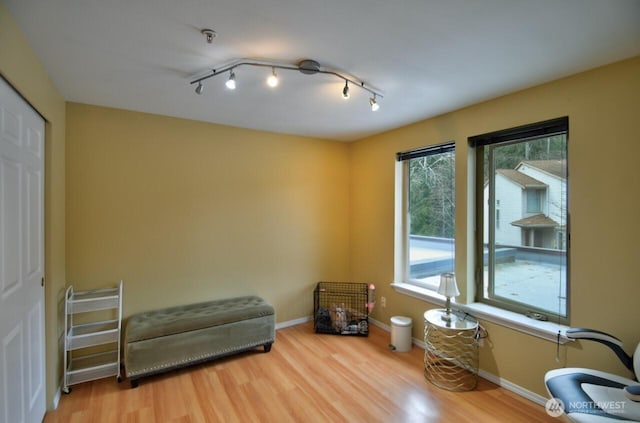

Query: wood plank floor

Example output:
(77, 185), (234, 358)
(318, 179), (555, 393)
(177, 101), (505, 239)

(45, 322), (557, 422)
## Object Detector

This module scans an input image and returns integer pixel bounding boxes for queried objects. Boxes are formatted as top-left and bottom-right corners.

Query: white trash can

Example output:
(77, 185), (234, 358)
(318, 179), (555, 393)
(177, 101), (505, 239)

(390, 316), (413, 352)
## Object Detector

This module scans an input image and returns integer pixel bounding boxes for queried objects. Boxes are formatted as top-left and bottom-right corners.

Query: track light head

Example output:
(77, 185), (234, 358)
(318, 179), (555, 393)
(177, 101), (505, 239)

(370, 95), (380, 111)
(267, 67), (279, 87)
(195, 82), (204, 95)
(342, 81), (350, 99)
(225, 71), (236, 90)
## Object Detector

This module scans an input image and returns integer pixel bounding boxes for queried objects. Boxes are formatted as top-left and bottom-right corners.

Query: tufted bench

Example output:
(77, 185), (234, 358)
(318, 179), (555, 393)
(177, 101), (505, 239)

(124, 295), (275, 387)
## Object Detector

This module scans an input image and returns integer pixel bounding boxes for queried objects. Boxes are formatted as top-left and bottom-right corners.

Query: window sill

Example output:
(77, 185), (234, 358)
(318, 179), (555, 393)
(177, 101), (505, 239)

(391, 282), (571, 344)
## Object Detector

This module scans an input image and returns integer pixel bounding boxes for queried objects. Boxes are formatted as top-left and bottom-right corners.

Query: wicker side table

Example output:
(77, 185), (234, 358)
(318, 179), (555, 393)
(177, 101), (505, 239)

(423, 309), (479, 391)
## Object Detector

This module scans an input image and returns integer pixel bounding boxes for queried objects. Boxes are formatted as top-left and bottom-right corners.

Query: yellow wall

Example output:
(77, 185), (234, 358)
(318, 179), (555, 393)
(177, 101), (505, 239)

(65, 103), (350, 323)
(0, 3), (66, 410)
(351, 56), (640, 396)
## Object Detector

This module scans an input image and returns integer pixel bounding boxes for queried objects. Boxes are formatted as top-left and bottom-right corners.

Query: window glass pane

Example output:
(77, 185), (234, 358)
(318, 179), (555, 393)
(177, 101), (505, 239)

(483, 134), (567, 317)
(408, 150), (455, 286)
(526, 190), (541, 213)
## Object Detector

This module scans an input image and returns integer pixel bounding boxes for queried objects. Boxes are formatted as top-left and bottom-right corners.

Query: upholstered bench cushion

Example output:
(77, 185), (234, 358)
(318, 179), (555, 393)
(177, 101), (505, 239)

(126, 295), (274, 343)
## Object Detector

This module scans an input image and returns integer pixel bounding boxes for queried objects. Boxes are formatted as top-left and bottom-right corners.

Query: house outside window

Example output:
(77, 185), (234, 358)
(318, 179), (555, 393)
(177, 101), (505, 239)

(395, 142), (455, 291)
(471, 117), (569, 322)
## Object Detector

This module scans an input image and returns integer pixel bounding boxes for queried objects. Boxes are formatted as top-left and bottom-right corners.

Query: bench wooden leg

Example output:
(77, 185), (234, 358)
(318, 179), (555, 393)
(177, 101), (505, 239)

(264, 343), (273, 353)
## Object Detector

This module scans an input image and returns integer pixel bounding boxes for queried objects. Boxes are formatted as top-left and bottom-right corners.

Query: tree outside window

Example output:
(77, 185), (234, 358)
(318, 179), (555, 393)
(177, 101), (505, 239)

(397, 144), (455, 289)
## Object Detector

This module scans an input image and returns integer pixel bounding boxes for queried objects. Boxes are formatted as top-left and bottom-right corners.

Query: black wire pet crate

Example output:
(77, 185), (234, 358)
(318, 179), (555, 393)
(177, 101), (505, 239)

(313, 282), (372, 336)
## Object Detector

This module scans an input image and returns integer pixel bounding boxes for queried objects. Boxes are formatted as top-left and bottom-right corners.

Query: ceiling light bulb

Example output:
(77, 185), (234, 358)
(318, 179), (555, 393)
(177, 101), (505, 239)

(195, 82), (204, 95)
(370, 95), (380, 111)
(342, 81), (350, 99)
(267, 68), (279, 87)
(226, 71), (236, 90)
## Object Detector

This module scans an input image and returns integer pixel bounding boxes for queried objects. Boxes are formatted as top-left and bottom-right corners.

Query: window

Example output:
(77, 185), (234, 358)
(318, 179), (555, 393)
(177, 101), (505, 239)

(526, 189), (542, 213)
(470, 117), (568, 322)
(395, 142), (455, 291)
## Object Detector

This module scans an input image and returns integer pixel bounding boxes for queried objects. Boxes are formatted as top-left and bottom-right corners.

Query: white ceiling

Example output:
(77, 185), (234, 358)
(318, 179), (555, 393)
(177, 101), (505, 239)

(5, 0), (640, 141)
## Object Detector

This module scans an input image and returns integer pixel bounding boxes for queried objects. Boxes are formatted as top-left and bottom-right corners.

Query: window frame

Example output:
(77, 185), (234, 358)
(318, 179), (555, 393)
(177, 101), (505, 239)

(394, 141), (456, 292)
(470, 117), (570, 323)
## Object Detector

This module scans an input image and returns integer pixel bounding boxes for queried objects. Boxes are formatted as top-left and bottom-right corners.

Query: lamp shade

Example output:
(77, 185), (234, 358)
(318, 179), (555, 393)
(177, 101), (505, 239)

(438, 273), (460, 297)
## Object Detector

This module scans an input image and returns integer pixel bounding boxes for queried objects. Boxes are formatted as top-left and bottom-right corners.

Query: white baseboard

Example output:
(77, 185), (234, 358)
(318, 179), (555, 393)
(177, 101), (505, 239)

(477, 370), (548, 406)
(275, 315), (312, 330)
(369, 317), (547, 407)
(51, 385), (62, 410)
(369, 317), (390, 332)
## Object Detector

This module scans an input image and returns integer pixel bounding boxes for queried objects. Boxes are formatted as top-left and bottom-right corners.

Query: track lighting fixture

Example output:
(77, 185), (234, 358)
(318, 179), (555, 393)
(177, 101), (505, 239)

(225, 71), (236, 90)
(342, 81), (350, 99)
(190, 57), (383, 111)
(370, 94), (380, 111)
(266, 67), (279, 87)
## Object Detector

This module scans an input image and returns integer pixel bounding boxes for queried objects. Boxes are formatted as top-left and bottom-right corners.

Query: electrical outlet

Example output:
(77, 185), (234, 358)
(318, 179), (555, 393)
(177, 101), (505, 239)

(380, 296), (387, 308)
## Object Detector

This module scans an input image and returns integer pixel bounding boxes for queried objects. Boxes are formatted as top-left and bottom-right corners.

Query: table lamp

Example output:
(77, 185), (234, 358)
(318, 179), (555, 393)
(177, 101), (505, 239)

(438, 273), (459, 322)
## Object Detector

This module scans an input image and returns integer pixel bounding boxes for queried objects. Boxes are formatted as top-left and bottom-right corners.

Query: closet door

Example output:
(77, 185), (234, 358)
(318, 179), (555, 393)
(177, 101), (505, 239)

(0, 76), (46, 423)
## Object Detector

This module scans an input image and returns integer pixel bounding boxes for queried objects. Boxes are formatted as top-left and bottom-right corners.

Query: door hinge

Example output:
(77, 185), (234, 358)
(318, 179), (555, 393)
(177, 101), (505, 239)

(41, 277), (44, 287)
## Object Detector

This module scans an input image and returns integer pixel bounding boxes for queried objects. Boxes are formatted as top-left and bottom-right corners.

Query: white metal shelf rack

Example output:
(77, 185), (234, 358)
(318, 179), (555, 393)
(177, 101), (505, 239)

(63, 281), (123, 393)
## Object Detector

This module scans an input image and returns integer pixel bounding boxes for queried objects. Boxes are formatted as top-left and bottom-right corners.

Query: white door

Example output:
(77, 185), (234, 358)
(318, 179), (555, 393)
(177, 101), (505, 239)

(0, 77), (46, 423)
